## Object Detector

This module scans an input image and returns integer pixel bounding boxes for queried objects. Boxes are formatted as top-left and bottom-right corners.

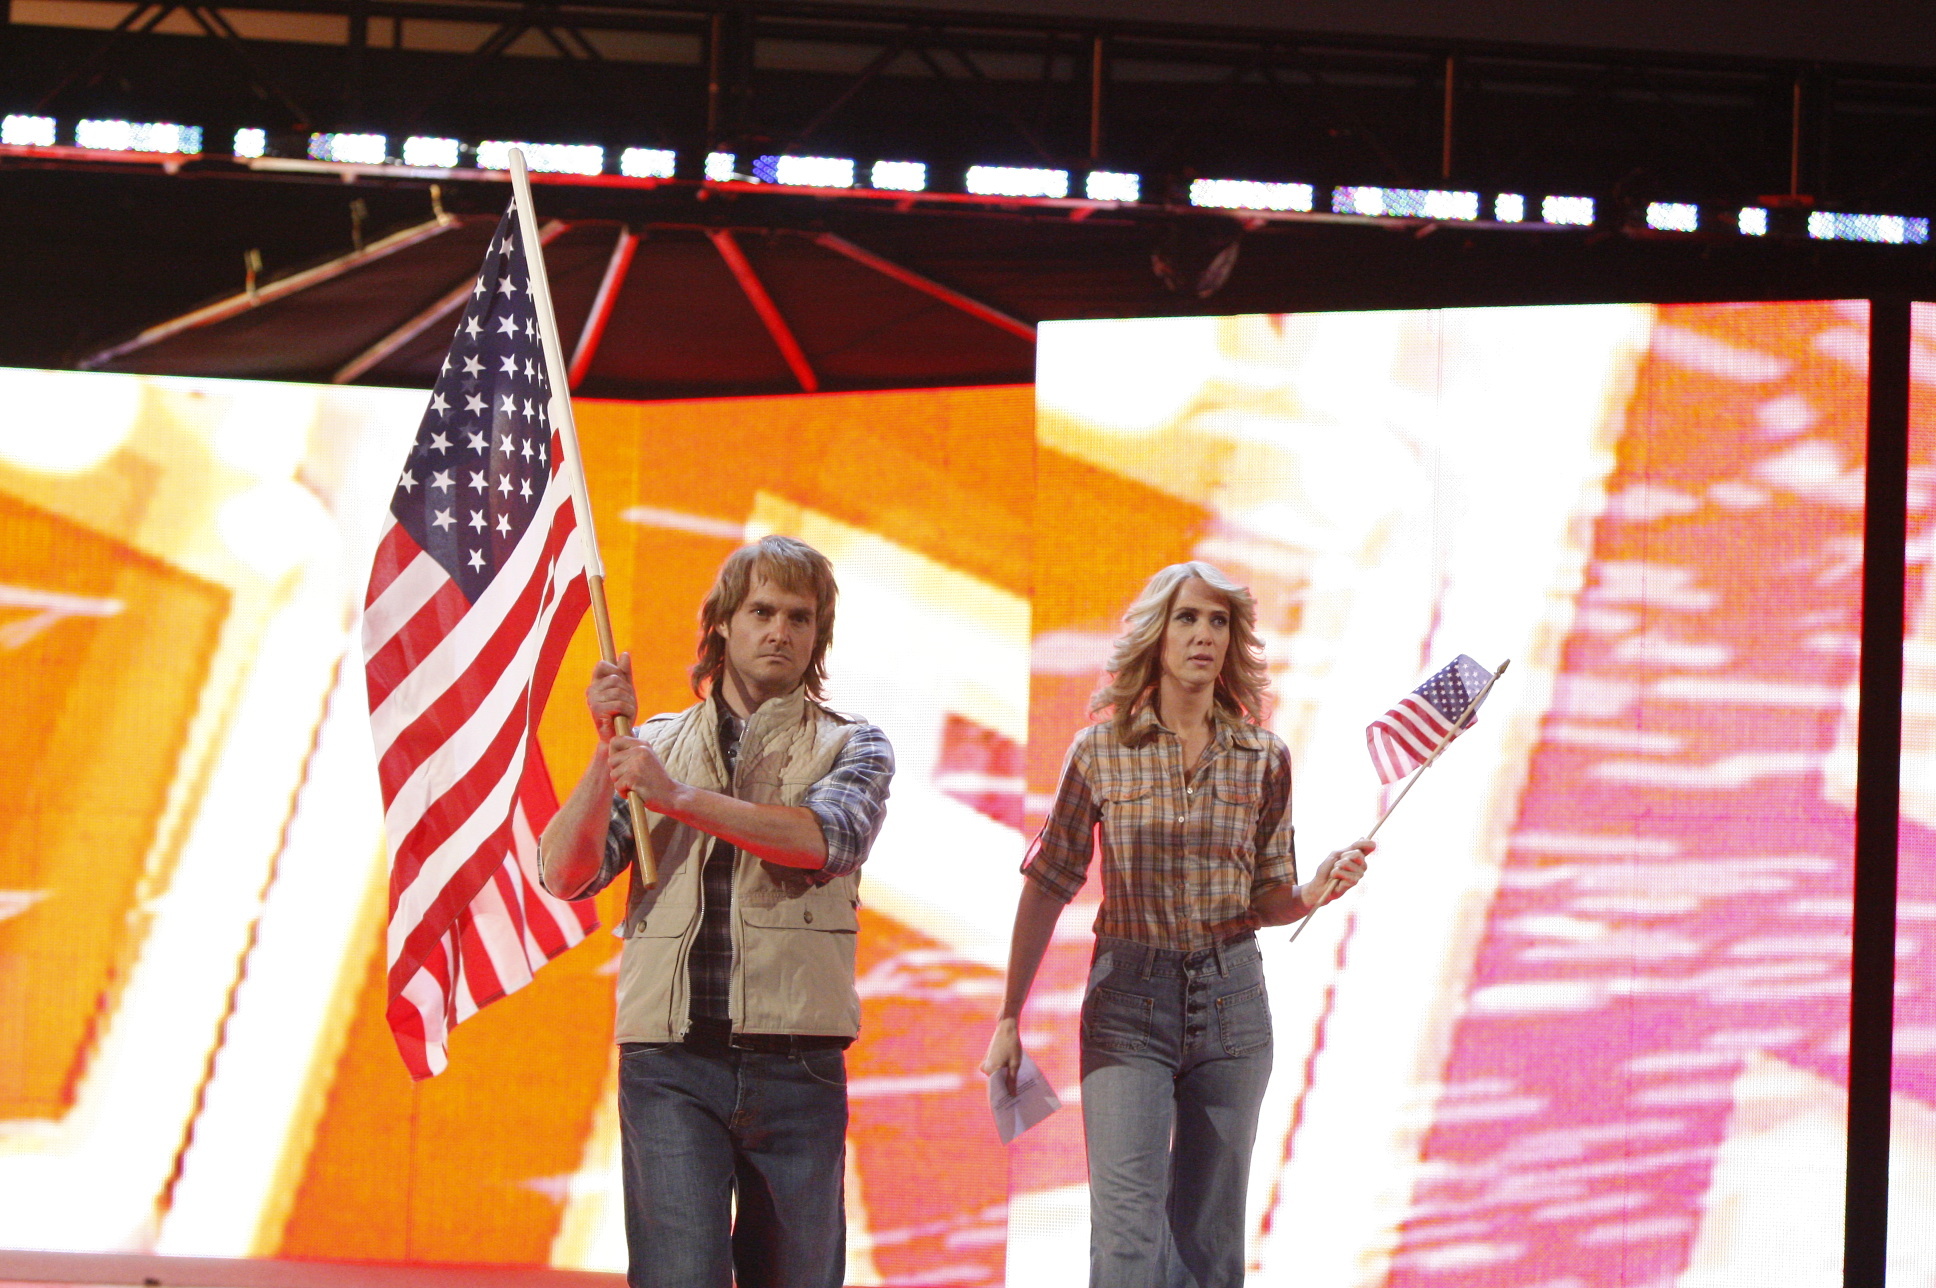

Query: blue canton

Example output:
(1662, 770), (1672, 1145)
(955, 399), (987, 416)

(389, 204), (554, 602)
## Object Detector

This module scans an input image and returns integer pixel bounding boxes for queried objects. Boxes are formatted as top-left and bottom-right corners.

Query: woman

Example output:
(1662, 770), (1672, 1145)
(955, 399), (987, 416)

(981, 561), (1372, 1288)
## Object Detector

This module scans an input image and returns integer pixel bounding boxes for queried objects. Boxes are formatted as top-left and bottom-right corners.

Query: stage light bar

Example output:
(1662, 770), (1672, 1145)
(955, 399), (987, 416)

(402, 136), (459, 168)
(476, 140), (604, 175)
(1494, 193), (1526, 222)
(1189, 178), (1314, 212)
(620, 147), (676, 179)
(308, 132), (386, 165)
(233, 128), (266, 158)
(75, 119), (202, 154)
(966, 165), (1069, 199)
(1334, 186), (1478, 220)
(1542, 195), (1596, 226)
(753, 155), (855, 188)
(1085, 170), (1140, 202)
(1738, 206), (1770, 236)
(1808, 210), (1930, 244)
(705, 151), (737, 182)
(3, 114), (56, 147)
(871, 160), (926, 192)
(1646, 201), (1700, 232)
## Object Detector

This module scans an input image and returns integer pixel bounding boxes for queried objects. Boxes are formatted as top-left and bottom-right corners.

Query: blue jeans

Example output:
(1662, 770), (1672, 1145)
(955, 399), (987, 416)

(617, 1037), (848, 1288)
(1080, 934), (1274, 1288)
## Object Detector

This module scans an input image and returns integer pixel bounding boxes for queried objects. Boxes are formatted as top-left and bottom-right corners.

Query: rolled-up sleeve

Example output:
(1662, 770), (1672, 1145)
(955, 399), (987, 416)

(1248, 739), (1297, 899)
(1021, 734), (1100, 904)
(568, 794), (637, 898)
(803, 723), (896, 879)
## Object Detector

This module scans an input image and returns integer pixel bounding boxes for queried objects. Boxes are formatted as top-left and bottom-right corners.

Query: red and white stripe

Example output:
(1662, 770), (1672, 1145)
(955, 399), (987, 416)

(1366, 694), (1461, 785)
(363, 439), (596, 1080)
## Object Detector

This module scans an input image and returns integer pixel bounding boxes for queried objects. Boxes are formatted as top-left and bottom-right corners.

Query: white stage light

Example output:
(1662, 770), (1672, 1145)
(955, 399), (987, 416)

(1808, 211), (1930, 244)
(620, 147), (676, 178)
(1189, 178), (1314, 212)
(402, 136), (460, 168)
(1085, 171), (1140, 202)
(476, 140), (604, 175)
(705, 151), (737, 181)
(75, 119), (202, 154)
(966, 165), (1069, 199)
(1542, 195), (1595, 226)
(307, 133), (386, 165)
(1334, 186), (1478, 220)
(3, 114), (56, 147)
(1494, 193), (1526, 222)
(871, 160), (927, 192)
(232, 128), (266, 158)
(754, 155), (856, 188)
(1738, 206), (1769, 236)
(1645, 202), (1700, 232)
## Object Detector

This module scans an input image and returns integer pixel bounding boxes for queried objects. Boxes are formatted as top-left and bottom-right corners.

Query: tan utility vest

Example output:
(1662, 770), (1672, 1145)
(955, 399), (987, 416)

(613, 685), (867, 1044)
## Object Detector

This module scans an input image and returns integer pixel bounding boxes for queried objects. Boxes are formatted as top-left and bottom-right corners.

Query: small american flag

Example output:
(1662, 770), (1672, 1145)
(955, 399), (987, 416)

(362, 203), (596, 1080)
(1366, 654), (1494, 785)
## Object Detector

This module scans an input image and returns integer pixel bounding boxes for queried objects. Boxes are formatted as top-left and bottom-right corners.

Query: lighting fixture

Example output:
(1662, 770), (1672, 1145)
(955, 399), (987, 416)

(870, 160), (927, 192)
(308, 132), (387, 165)
(965, 165), (1069, 199)
(1189, 178), (1314, 212)
(752, 155), (855, 188)
(704, 151), (737, 182)
(1738, 207), (1769, 236)
(2, 114), (56, 147)
(1806, 211), (1930, 244)
(1334, 186), (1478, 220)
(232, 128), (266, 158)
(1493, 193), (1526, 222)
(402, 136), (460, 169)
(476, 140), (604, 175)
(1085, 170), (1140, 202)
(1644, 202), (1700, 233)
(619, 147), (676, 179)
(75, 119), (202, 154)
(1542, 195), (1595, 226)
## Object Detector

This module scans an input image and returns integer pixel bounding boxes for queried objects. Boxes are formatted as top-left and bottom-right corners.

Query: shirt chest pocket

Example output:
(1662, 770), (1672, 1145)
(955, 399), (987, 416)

(1099, 784), (1173, 848)
(1207, 777), (1260, 859)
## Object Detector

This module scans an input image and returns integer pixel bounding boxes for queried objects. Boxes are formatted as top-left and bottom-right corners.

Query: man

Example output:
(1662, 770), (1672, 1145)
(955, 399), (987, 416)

(540, 534), (894, 1288)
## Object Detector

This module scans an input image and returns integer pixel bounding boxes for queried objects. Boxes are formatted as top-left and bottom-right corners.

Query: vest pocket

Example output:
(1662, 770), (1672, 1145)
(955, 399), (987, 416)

(738, 889), (859, 932)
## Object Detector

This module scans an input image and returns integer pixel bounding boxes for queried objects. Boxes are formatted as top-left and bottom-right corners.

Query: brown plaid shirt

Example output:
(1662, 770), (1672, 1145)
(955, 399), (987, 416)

(1022, 705), (1297, 951)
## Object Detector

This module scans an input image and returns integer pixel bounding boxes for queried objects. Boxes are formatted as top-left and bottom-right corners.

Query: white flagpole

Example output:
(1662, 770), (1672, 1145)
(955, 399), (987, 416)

(508, 149), (658, 886)
(1287, 658), (1511, 944)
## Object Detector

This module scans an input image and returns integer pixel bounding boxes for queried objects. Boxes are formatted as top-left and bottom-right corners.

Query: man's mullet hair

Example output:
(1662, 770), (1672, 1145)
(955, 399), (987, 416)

(1090, 560), (1272, 742)
(690, 534), (839, 700)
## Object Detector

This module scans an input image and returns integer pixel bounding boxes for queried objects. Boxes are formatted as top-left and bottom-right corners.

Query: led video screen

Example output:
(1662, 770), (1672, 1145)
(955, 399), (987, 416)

(1022, 302), (1865, 1288)
(0, 298), (1870, 1288)
(1896, 303), (1936, 1288)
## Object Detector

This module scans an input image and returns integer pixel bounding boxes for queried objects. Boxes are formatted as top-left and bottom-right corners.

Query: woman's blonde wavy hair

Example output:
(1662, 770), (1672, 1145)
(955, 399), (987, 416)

(1091, 561), (1271, 741)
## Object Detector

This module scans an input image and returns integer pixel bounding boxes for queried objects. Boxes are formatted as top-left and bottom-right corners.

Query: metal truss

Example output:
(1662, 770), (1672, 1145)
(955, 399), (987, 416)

(12, 0), (1936, 208)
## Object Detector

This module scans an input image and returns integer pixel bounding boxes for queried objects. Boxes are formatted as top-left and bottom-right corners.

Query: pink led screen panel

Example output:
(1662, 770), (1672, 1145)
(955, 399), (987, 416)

(1895, 303), (1936, 1287)
(1019, 301), (1864, 1287)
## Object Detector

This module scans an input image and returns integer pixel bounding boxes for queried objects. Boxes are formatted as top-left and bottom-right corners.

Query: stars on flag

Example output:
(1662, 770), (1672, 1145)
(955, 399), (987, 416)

(1365, 654), (1496, 785)
(386, 201), (558, 603)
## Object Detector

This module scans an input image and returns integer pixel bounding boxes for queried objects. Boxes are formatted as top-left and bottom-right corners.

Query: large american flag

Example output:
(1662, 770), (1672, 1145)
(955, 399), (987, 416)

(362, 203), (596, 1080)
(1366, 654), (1494, 785)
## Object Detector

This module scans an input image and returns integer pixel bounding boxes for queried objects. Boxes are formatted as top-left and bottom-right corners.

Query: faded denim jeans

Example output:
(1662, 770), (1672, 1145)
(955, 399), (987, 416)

(1081, 933), (1274, 1288)
(617, 1037), (848, 1288)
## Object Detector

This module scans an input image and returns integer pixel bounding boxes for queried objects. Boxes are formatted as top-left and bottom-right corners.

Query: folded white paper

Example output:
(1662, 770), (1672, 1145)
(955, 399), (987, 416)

(988, 1050), (1062, 1144)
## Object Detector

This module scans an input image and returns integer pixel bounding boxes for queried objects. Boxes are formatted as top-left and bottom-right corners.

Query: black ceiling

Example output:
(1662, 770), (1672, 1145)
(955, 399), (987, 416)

(9, 0), (1936, 395)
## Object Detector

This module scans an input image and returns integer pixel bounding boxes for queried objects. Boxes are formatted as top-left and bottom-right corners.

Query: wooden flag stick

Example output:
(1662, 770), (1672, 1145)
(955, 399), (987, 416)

(1288, 658), (1511, 944)
(509, 149), (658, 888)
